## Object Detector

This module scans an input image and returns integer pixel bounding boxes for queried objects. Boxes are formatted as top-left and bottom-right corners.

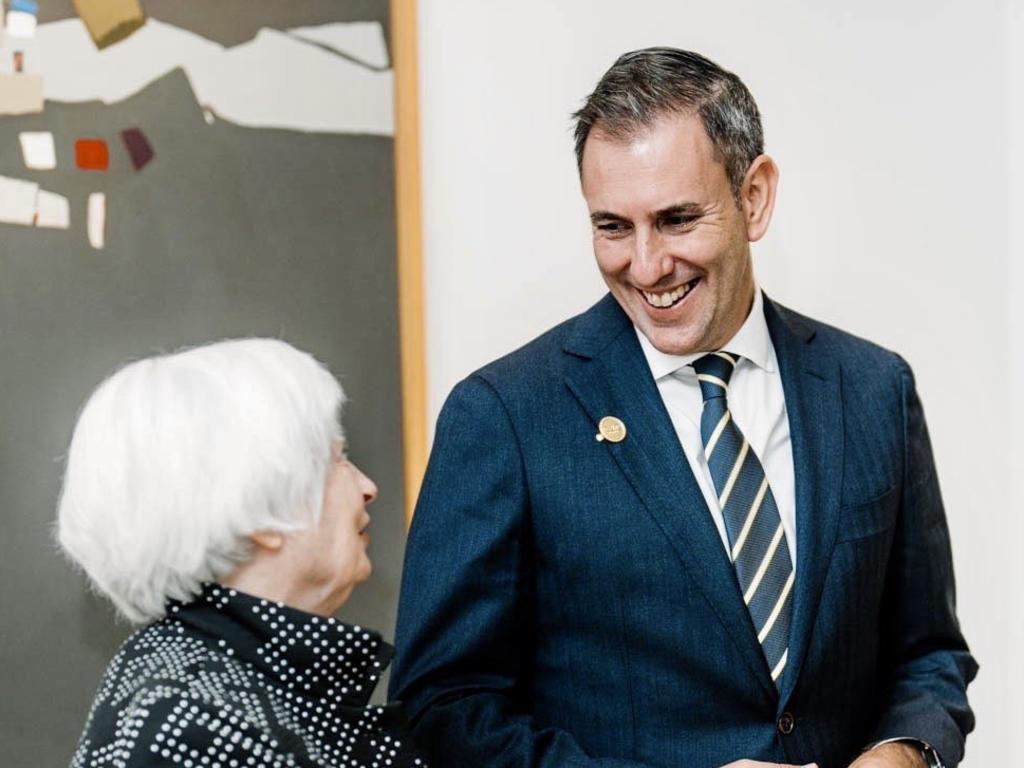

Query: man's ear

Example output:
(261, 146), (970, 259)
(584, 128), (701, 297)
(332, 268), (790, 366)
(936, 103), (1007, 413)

(250, 530), (285, 551)
(740, 154), (779, 243)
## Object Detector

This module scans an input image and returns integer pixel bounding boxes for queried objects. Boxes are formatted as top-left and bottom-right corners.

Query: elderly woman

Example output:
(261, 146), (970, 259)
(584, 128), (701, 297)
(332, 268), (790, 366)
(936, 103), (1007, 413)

(57, 338), (424, 768)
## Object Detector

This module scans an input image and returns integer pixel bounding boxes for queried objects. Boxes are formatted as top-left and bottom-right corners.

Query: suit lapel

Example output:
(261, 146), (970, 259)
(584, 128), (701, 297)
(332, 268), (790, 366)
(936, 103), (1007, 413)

(763, 298), (844, 705)
(562, 295), (777, 701)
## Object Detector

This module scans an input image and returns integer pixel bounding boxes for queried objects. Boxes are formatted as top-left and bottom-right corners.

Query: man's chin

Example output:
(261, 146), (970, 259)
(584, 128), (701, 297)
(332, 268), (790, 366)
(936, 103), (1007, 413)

(636, 322), (705, 356)
(615, 294), (707, 355)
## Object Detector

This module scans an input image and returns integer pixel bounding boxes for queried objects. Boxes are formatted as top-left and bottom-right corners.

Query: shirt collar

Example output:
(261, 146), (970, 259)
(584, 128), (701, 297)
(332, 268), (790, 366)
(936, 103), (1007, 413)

(167, 583), (392, 706)
(635, 287), (776, 380)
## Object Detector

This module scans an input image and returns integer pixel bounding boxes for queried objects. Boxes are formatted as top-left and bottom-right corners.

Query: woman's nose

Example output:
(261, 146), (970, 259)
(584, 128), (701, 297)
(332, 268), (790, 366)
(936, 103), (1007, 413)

(357, 467), (379, 505)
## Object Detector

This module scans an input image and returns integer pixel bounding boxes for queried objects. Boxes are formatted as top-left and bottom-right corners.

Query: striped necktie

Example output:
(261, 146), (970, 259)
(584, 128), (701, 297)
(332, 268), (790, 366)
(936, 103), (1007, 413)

(691, 351), (794, 687)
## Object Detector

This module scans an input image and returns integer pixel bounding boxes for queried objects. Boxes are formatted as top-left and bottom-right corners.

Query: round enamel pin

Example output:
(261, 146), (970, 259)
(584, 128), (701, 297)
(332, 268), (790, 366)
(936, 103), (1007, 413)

(596, 416), (627, 443)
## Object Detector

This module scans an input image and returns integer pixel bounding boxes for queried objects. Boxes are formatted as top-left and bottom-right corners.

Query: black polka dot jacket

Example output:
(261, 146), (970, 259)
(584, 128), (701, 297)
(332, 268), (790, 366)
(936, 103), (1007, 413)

(70, 584), (426, 767)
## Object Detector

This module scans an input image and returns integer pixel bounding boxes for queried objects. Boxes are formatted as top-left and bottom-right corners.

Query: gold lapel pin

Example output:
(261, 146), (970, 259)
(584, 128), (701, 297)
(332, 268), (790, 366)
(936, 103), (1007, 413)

(595, 416), (627, 443)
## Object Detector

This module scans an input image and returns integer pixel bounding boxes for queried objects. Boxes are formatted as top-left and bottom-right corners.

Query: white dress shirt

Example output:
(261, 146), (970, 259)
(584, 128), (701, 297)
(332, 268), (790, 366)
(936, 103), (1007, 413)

(635, 288), (798, 566)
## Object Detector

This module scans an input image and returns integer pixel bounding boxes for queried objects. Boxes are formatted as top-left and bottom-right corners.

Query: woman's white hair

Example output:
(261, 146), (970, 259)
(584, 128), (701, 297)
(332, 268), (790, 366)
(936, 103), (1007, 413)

(56, 338), (344, 624)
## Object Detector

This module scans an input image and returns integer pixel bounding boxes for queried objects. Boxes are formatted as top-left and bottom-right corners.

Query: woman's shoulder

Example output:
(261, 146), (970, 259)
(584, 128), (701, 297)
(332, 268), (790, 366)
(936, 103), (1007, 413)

(74, 691), (292, 768)
(71, 619), (277, 766)
(72, 611), (428, 768)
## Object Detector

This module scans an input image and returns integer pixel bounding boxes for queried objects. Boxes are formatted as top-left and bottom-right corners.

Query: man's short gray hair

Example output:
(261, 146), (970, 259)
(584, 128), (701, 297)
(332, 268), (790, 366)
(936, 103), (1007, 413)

(56, 338), (344, 624)
(572, 47), (764, 200)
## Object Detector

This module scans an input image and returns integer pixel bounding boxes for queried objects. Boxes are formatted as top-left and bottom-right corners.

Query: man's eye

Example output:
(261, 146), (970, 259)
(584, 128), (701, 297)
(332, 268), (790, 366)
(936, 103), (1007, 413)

(596, 222), (630, 235)
(663, 215), (697, 229)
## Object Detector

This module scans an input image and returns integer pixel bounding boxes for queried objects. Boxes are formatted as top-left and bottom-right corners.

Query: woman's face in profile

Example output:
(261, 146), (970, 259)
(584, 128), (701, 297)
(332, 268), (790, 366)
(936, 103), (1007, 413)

(287, 441), (378, 613)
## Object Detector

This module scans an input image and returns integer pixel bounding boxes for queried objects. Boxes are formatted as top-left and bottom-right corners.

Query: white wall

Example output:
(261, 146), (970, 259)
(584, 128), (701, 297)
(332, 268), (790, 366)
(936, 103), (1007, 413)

(417, 2), (1019, 764)
(1007, 0), (1024, 749)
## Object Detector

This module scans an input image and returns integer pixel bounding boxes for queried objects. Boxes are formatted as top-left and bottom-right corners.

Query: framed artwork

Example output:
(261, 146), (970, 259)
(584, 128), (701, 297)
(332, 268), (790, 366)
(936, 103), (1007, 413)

(0, 1), (424, 761)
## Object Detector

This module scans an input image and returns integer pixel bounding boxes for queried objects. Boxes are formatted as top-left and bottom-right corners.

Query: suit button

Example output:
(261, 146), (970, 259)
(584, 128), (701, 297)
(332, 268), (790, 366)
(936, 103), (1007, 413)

(777, 712), (795, 735)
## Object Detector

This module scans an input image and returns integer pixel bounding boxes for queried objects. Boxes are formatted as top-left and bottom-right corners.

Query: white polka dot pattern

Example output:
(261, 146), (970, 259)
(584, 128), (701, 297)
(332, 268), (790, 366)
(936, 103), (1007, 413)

(69, 584), (426, 768)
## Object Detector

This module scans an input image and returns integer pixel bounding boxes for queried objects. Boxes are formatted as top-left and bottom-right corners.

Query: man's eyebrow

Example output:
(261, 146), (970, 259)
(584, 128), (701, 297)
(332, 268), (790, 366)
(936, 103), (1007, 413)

(589, 203), (706, 224)
(656, 202), (705, 218)
(589, 210), (628, 224)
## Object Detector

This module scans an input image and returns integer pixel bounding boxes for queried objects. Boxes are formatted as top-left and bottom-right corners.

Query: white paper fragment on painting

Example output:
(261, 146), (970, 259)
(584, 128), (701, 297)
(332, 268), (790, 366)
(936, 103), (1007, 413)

(87, 192), (105, 248)
(286, 22), (389, 69)
(0, 73), (43, 114)
(0, 175), (40, 225)
(36, 189), (70, 229)
(202, 28), (394, 134)
(6, 10), (37, 39)
(34, 18), (394, 135)
(19, 131), (56, 170)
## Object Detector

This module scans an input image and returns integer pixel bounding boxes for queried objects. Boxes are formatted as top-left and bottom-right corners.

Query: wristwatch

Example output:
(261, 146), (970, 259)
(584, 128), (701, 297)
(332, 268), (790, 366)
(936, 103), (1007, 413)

(868, 738), (944, 768)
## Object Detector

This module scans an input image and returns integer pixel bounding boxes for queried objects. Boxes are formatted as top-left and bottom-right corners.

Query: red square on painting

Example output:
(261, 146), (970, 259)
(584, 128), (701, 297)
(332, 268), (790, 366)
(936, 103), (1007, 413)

(75, 139), (109, 171)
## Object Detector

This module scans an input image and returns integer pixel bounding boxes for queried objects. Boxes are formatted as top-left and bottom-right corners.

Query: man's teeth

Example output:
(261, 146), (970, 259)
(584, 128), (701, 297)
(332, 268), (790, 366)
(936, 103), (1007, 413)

(643, 280), (696, 308)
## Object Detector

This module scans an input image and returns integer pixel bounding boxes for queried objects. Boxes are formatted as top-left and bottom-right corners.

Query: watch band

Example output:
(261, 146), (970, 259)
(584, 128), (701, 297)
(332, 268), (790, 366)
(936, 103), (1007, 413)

(920, 743), (944, 768)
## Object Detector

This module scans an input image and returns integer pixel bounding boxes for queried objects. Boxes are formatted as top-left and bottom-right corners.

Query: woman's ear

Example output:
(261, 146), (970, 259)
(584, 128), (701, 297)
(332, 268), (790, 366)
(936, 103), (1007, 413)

(740, 154), (779, 243)
(250, 530), (285, 551)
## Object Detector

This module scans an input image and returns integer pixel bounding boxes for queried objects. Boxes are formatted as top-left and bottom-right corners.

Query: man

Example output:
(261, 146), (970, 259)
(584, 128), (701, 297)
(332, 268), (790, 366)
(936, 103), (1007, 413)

(390, 48), (976, 768)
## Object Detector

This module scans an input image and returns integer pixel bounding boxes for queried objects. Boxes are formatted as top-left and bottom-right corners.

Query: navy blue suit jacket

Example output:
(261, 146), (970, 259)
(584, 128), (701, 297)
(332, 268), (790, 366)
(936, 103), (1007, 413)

(390, 294), (976, 768)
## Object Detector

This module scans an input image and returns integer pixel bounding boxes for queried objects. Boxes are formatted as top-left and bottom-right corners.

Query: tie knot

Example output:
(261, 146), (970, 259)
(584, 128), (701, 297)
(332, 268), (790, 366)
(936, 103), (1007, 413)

(691, 351), (739, 401)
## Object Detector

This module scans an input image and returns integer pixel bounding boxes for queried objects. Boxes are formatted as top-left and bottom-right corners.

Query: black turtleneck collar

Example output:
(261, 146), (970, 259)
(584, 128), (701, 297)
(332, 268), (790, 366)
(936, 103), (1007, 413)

(166, 583), (392, 707)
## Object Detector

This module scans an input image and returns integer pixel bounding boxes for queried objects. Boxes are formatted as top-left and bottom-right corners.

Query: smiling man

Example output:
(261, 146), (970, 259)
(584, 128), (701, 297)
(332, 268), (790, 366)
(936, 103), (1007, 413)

(390, 48), (976, 768)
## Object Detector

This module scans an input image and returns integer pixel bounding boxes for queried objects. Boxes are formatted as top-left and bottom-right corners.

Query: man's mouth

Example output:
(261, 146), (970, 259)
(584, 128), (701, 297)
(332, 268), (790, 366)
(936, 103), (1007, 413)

(640, 277), (701, 309)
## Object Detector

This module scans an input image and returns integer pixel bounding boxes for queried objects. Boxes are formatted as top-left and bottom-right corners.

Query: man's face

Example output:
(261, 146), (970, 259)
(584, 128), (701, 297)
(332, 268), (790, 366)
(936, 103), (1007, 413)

(580, 113), (756, 355)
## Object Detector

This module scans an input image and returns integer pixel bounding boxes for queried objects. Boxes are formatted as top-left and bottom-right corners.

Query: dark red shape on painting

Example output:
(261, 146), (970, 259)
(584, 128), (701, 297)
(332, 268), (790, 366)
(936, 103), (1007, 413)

(121, 127), (154, 171)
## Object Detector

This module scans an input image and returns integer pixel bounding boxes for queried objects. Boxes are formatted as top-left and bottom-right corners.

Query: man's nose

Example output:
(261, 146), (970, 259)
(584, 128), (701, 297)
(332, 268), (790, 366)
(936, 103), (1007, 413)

(630, 229), (674, 287)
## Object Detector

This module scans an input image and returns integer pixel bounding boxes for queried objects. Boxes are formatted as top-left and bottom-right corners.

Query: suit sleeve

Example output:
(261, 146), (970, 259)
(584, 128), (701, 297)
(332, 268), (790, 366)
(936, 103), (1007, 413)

(389, 375), (651, 768)
(866, 362), (978, 766)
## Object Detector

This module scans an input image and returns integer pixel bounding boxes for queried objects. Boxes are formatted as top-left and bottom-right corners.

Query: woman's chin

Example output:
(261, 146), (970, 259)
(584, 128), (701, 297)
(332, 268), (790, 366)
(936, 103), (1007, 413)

(321, 583), (354, 616)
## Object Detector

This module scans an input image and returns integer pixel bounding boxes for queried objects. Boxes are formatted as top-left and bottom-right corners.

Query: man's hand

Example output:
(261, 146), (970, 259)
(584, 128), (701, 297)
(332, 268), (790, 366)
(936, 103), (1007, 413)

(722, 761), (818, 768)
(847, 742), (926, 767)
